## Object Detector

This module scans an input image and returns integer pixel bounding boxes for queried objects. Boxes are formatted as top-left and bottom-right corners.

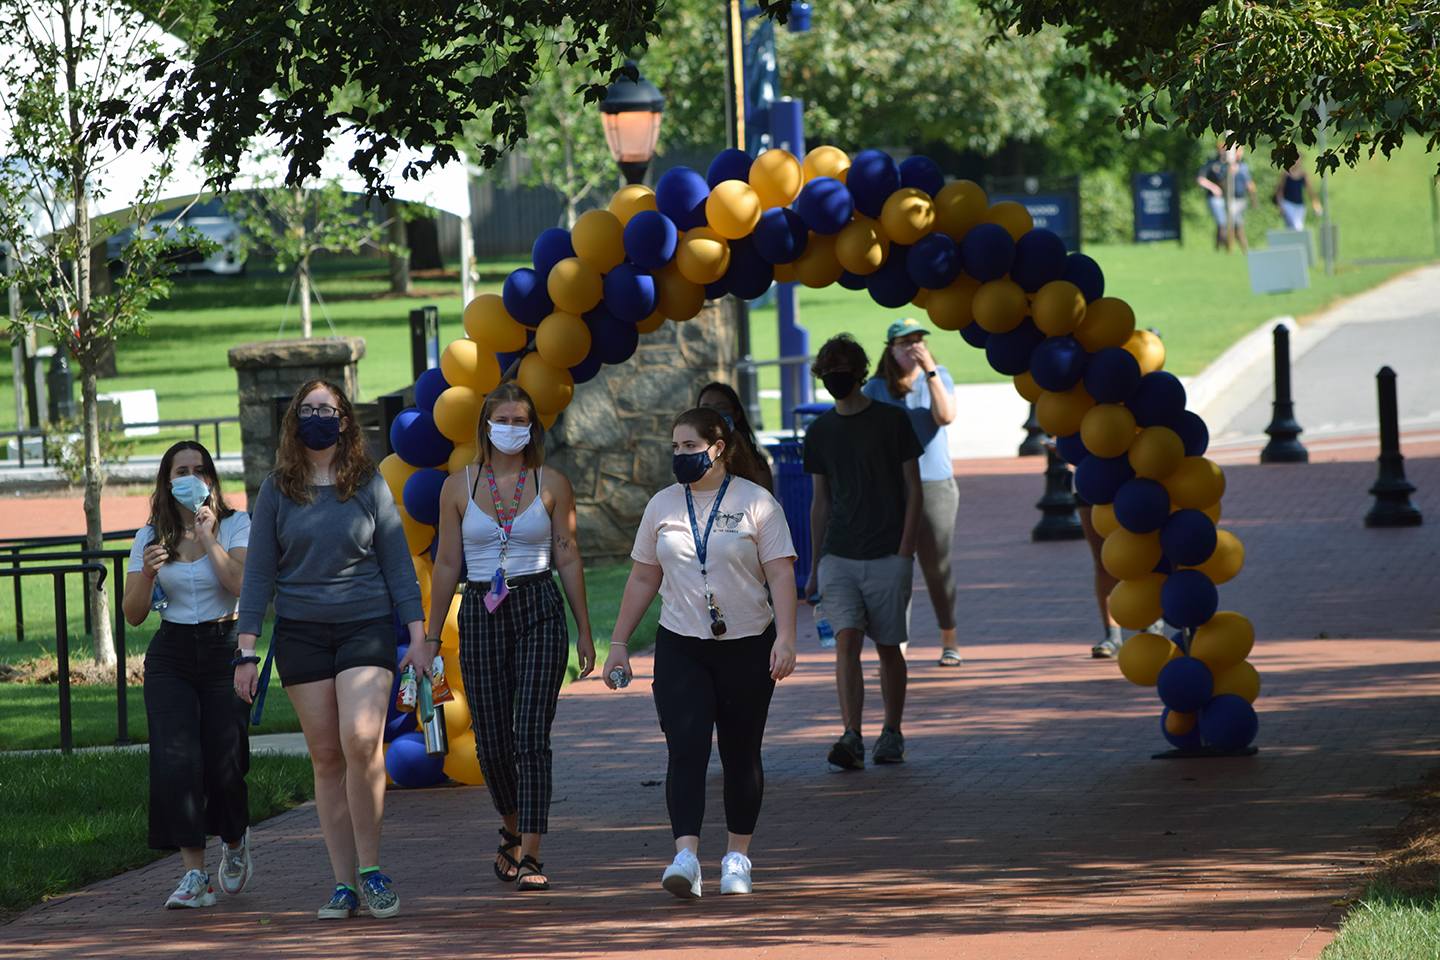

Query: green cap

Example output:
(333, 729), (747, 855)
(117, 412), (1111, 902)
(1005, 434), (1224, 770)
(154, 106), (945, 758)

(886, 317), (928, 342)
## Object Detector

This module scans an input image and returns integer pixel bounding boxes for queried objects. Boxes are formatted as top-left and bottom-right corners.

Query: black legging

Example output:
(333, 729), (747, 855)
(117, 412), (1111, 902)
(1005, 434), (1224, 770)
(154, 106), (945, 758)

(651, 621), (777, 838)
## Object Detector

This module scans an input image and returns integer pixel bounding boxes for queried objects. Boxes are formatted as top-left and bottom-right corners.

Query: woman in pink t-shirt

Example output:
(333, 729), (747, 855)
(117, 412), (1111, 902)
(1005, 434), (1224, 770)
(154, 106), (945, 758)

(602, 407), (797, 900)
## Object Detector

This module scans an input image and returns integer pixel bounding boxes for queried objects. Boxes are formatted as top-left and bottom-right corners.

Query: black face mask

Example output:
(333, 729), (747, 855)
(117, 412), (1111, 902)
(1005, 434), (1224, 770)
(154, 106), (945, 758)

(821, 371), (857, 400)
(297, 415), (341, 451)
(672, 447), (714, 485)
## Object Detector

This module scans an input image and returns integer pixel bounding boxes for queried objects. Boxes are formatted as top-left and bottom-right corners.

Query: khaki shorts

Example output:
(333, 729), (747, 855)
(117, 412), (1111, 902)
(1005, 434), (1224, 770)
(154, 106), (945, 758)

(817, 553), (914, 647)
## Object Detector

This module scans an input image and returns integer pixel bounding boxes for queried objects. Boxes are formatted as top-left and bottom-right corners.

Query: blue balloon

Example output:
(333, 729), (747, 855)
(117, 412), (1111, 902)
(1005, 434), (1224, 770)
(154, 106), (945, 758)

(1009, 229), (1068, 292)
(414, 368), (449, 413)
(1160, 509), (1218, 567)
(960, 222), (1015, 283)
(985, 317), (1044, 376)
(1161, 568), (1220, 629)
(1083, 346), (1142, 405)
(706, 148), (753, 188)
(583, 303), (640, 365)
(1160, 707), (1204, 750)
(1198, 694), (1258, 751)
(1154, 554), (1176, 575)
(724, 237), (775, 300)
(898, 155), (945, 198)
(1113, 477), (1172, 534)
(384, 708), (418, 744)
(752, 207), (810, 264)
(569, 352), (604, 384)
(838, 270), (869, 291)
(501, 267), (553, 327)
(655, 166), (710, 231)
(402, 467), (448, 526)
(907, 233), (960, 289)
(532, 228), (576, 282)
(389, 409), (453, 468)
(623, 210), (679, 272)
(1056, 431), (1090, 467)
(846, 149), (901, 219)
(384, 731), (446, 788)
(959, 321), (990, 349)
(1073, 454), (1135, 505)
(867, 245), (918, 308)
(704, 278), (729, 300)
(1129, 371), (1188, 428)
(603, 262), (656, 322)
(1170, 410), (1210, 457)
(797, 176), (855, 235)
(1156, 656), (1214, 713)
(1029, 335), (1089, 393)
(1063, 253), (1105, 303)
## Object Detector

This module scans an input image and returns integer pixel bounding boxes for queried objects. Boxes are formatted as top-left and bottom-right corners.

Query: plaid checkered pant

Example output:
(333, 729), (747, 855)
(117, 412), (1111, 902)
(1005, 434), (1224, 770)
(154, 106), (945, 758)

(457, 578), (570, 835)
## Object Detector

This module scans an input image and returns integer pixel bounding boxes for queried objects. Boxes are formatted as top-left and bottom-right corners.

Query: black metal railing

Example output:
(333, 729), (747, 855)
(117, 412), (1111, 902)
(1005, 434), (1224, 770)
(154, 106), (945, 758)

(1, 531), (140, 641)
(0, 416), (238, 468)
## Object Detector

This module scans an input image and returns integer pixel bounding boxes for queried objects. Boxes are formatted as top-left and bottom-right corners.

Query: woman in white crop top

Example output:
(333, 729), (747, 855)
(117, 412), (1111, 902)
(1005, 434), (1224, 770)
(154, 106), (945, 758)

(121, 442), (253, 910)
(427, 382), (595, 892)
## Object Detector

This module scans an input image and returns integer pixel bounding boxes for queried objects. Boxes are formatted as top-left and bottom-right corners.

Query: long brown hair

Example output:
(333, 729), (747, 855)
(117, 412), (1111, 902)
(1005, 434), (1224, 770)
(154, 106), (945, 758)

(695, 381), (773, 493)
(877, 341), (912, 399)
(274, 379), (374, 504)
(672, 407), (767, 488)
(476, 382), (545, 470)
(148, 441), (235, 559)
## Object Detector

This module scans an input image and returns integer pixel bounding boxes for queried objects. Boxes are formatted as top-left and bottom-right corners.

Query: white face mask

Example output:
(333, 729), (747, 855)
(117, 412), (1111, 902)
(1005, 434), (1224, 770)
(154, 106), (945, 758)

(488, 421), (531, 455)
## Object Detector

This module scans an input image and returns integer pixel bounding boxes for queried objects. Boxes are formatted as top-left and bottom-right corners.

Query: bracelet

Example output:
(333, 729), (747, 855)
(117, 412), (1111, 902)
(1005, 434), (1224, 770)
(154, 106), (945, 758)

(231, 656), (261, 667)
(611, 640), (628, 646)
(143, 569), (156, 579)
(424, 637), (442, 644)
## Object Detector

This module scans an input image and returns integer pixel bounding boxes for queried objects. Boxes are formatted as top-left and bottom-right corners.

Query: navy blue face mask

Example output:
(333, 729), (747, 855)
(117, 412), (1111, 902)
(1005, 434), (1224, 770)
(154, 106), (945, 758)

(297, 415), (341, 451)
(672, 446), (715, 485)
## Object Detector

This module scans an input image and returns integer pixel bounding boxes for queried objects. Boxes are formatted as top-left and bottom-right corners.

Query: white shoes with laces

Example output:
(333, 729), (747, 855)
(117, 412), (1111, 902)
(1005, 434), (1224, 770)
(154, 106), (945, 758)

(661, 848), (702, 899)
(719, 851), (752, 895)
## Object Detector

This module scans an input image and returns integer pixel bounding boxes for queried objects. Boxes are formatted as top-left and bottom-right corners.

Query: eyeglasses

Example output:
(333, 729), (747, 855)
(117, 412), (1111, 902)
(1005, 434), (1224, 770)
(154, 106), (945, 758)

(298, 405), (339, 420)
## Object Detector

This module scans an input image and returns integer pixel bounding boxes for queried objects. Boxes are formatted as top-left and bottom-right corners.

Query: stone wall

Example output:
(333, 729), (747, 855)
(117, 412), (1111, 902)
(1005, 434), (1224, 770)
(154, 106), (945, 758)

(545, 301), (737, 563)
(228, 337), (366, 505)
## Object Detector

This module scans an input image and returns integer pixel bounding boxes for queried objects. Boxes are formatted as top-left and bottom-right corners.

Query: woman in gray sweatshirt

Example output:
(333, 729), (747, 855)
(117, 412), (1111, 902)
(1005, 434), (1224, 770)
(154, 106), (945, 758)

(234, 379), (429, 921)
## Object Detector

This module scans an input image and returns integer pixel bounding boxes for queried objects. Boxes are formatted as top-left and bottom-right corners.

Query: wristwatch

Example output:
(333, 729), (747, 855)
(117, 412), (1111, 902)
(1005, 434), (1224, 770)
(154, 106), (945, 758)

(234, 647), (257, 659)
(925, 369), (938, 379)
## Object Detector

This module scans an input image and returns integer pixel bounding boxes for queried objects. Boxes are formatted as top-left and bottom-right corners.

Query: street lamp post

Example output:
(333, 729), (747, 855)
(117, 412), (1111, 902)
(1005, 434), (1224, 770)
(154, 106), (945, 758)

(600, 61), (665, 185)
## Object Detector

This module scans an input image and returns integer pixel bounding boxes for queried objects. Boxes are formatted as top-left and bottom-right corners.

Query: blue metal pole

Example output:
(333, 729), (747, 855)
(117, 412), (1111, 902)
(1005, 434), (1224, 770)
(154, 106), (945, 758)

(770, 97), (811, 428)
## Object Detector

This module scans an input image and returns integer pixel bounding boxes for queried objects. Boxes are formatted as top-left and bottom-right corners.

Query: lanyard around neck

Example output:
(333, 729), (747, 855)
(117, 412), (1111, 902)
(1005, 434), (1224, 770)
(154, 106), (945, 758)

(684, 473), (732, 578)
(485, 464), (528, 550)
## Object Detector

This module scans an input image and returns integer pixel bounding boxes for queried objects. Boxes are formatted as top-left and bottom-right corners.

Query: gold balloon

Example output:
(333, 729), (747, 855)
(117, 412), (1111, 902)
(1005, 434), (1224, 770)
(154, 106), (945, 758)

(971, 278), (1027, 334)
(835, 217), (890, 276)
(751, 149), (804, 209)
(448, 442), (478, 474)
(609, 184), (657, 226)
(1030, 281), (1087, 337)
(1035, 383), (1095, 437)
(1129, 426), (1186, 480)
(1102, 528), (1164, 581)
(1123, 329), (1167, 375)
(440, 339), (502, 395)
(655, 262), (706, 320)
(984, 201), (1033, 241)
(1118, 632), (1181, 686)
(413, 554), (432, 612)
(398, 505), (435, 556)
(1080, 404), (1138, 459)
(1074, 298), (1137, 352)
(801, 145), (850, 183)
(380, 453), (420, 504)
(793, 232), (844, 288)
(636, 309), (666, 334)
(463, 294), (528, 352)
(912, 288), (930, 308)
(676, 226), (731, 285)
(442, 683), (472, 740)
(933, 180), (987, 240)
(534, 311), (592, 369)
(546, 257), (603, 315)
(442, 729), (486, 785)
(1091, 501), (1119, 538)
(1013, 370), (1043, 403)
(1162, 456), (1226, 510)
(1165, 710), (1197, 735)
(925, 274), (981, 331)
(1189, 611), (1255, 672)
(516, 353), (575, 415)
(432, 385), (484, 444)
(1109, 573), (1167, 630)
(1190, 529), (1244, 584)
(1211, 660), (1261, 703)
(879, 188), (935, 245)
(773, 261), (797, 284)
(572, 209), (626, 272)
(706, 180), (763, 239)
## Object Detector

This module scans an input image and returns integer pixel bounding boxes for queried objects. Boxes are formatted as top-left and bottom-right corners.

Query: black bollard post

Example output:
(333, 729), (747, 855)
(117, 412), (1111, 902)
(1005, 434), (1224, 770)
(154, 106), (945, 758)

(1018, 402), (1045, 456)
(1365, 366), (1422, 528)
(1032, 447), (1084, 541)
(1260, 324), (1308, 463)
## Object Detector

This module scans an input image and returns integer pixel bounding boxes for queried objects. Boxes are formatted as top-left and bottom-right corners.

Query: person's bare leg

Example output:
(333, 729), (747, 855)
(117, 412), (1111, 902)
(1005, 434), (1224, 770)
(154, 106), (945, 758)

(874, 643), (908, 730)
(1080, 507), (1118, 628)
(518, 832), (546, 886)
(726, 832), (751, 856)
(333, 666), (392, 873)
(834, 628), (865, 733)
(286, 679), (354, 885)
(1236, 226), (1249, 252)
(180, 846), (205, 873)
(496, 812), (520, 879)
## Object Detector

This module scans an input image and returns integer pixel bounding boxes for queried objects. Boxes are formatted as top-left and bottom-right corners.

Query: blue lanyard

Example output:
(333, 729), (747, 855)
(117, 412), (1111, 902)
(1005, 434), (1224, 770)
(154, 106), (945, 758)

(684, 473), (732, 577)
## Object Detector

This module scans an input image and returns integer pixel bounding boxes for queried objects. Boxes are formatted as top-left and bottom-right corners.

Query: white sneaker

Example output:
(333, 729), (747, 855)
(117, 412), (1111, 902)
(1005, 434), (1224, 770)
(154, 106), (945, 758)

(719, 851), (752, 895)
(218, 829), (252, 895)
(165, 869), (216, 909)
(661, 848), (702, 899)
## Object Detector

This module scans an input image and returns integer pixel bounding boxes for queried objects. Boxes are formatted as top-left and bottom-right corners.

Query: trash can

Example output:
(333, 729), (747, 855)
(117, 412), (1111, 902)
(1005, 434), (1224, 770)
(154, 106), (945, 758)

(767, 440), (812, 595)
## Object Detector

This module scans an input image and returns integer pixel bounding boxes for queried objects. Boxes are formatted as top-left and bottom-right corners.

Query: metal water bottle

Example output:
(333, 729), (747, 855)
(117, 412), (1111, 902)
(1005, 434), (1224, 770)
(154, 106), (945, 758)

(419, 673), (448, 757)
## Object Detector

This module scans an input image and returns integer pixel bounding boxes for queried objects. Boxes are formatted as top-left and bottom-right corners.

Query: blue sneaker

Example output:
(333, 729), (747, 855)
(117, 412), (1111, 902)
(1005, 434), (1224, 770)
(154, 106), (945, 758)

(360, 872), (400, 918)
(317, 883), (359, 919)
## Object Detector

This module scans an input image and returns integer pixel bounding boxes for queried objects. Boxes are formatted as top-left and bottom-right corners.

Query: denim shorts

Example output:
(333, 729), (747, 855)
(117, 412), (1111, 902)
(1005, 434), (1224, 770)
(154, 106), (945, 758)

(272, 615), (397, 686)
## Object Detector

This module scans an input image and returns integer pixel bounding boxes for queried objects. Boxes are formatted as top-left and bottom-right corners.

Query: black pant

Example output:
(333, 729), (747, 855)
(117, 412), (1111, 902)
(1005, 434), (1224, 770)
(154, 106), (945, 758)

(652, 621), (777, 838)
(144, 620), (250, 850)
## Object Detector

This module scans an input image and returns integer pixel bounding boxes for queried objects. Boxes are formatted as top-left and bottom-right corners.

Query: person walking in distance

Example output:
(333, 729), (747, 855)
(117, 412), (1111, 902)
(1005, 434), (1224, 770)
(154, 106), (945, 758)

(804, 334), (924, 769)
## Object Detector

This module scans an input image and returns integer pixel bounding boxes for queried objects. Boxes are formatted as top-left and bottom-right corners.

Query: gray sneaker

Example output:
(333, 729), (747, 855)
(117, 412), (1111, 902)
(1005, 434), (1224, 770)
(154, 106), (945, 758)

(827, 729), (864, 770)
(218, 829), (252, 895)
(872, 726), (906, 764)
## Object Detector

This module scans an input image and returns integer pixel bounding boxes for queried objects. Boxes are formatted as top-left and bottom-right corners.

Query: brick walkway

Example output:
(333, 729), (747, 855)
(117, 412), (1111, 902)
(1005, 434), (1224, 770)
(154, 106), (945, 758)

(3, 452), (1439, 959)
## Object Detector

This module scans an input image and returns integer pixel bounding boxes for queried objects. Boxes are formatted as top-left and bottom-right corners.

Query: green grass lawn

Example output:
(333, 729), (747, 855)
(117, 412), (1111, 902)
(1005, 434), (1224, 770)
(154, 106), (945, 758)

(1323, 884), (1440, 959)
(0, 750), (314, 918)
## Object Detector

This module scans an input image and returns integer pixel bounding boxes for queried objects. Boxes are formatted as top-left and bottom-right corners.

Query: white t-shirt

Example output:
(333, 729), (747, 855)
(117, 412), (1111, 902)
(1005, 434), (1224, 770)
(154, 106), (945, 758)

(128, 513), (251, 624)
(631, 475), (796, 640)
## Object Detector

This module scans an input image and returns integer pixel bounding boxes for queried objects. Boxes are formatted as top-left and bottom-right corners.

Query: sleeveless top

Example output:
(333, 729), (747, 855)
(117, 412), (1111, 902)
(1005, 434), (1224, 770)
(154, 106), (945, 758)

(461, 465), (552, 577)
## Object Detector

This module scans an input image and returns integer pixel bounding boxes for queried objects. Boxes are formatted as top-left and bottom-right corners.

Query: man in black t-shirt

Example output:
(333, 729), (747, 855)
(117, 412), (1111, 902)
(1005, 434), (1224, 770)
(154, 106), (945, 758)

(803, 334), (924, 769)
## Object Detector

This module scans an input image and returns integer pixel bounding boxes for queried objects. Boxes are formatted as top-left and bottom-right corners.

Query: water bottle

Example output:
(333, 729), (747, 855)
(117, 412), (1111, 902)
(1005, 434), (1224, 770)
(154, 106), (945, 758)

(814, 604), (836, 648)
(608, 666), (631, 688)
(149, 582), (168, 612)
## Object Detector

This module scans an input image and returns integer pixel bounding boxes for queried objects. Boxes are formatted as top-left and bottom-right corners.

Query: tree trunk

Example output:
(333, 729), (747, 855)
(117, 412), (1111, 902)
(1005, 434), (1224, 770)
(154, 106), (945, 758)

(79, 355), (115, 667)
(299, 263), (312, 338)
(387, 199), (411, 294)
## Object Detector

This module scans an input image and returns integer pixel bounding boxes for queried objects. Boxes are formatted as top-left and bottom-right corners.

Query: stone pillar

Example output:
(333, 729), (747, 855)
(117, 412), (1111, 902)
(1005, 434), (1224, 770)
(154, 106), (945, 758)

(228, 337), (366, 506)
(545, 301), (738, 563)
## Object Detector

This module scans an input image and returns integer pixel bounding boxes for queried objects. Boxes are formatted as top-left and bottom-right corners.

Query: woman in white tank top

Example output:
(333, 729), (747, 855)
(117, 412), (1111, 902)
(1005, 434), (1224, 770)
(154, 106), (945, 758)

(426, 382), (595, 893)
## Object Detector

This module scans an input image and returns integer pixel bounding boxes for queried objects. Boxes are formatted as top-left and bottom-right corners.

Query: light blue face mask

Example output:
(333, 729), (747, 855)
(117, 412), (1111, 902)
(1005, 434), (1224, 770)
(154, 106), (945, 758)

(170, 474), (210, 514)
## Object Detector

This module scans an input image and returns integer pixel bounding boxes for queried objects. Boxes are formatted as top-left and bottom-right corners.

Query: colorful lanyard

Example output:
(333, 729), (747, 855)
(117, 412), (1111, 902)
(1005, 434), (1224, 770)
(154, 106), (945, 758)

(485, 463), (528, 571)
(684, 474), (732, 580)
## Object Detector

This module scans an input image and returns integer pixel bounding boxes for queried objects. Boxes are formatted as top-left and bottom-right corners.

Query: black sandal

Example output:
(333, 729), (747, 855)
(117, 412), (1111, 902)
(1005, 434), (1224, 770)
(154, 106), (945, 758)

(494, 827), (522, 882)
(515, 854), (549, 892)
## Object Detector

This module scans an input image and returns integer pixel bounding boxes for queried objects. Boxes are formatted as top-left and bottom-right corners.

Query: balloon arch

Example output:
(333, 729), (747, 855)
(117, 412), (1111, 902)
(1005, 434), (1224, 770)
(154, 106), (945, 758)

(378, 145), (1260, 785)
